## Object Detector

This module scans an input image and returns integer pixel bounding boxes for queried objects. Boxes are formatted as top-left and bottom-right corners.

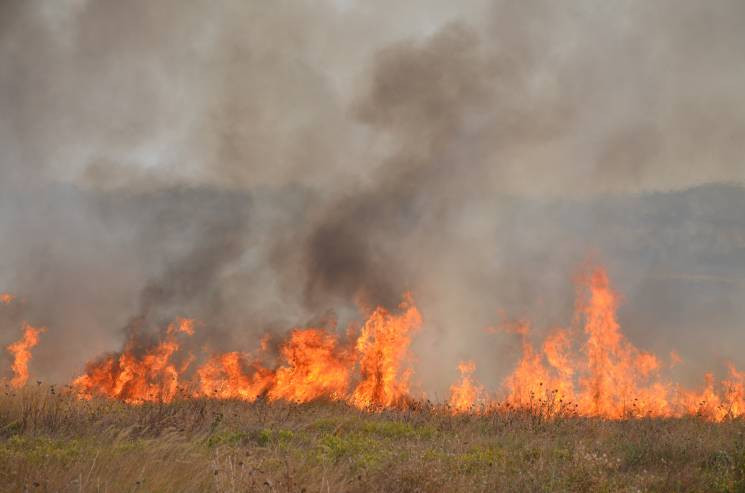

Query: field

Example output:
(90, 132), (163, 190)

(0, 385), (743, 492)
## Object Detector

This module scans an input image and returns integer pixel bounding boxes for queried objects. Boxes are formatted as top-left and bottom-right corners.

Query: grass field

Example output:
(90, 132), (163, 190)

(1, 385), (744, 492)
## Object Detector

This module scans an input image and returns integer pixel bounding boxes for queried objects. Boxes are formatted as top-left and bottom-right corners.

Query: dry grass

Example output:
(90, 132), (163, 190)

(1, 384), (744, 492)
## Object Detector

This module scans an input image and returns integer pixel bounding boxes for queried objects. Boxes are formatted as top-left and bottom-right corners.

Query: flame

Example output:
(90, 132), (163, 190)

(7, 323), (44, 388)
(576, 269), (668, 417)
(670, 350), (682, 368)
(502, 268), (672, 417)
(348, 295), (422, 409)
(196, 352), (274, 401)
(0, 293), (14, 305)
(500, 267), (745, 420)
(168, 318), (195, 336)
(268, 329), (354, 403)
(448, 360), (483, 413)
(504, 326), (575, 410)
(677, 365), (745, 421)
(71, 295), (422, 408)
(720, 365), (745, 418)
(73, 320), (192, 403)
(61, 268), (745, 421)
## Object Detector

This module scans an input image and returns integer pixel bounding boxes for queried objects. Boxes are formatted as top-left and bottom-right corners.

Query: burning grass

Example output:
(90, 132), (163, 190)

(0, 266), (735, 421)
(18, 266), (742, 421)
(1, 385), (745, 492)
(3, 265), (745, 490)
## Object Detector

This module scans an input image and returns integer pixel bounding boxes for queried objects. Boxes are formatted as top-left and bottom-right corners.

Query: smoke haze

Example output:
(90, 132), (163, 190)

(1, 0), (744, 394)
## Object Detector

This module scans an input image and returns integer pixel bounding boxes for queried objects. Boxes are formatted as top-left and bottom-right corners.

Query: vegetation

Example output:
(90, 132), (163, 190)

(1, 384), (745, 492)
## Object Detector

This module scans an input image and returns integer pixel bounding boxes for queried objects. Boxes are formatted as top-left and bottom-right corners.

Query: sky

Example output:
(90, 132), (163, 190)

(1, 0), (744, 392)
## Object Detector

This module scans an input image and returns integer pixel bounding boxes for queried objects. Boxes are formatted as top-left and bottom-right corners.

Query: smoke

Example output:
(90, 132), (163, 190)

(1, 0), (744, 393)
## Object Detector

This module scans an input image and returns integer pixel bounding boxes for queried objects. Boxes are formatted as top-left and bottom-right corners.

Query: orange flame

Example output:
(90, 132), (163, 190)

(168, 318), (195, 336)
(73, 320), (192, 403)
(63, 269), (745, 421)
(72, 295), (423, 408)
(504, 325), (575, 410)
(576, 269), (668, 417)
(196, 352), (274, 401)
(501, 267), (745, 420)
(502, 268), (672, 417)
(670, 350), (682, 368)
(7, 323), (44, 388)
(448, 360), (483, 414)
(0, 293), (14, 305)
(268, 329), (354, 403)
(677, 365), (745, 421)
(348, 295), (422, 409)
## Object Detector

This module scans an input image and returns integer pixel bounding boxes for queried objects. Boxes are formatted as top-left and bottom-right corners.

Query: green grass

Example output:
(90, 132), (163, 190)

(1, 385), (745, 492)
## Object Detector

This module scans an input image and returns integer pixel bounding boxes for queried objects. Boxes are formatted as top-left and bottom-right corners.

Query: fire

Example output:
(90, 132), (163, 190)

(59, 267), (745, 421)
(670, 350), (682, 368)
(502, 268), (672, 417)
(504, 325), (575, 411)
(0, 293), (14, 304)
(348, 295), (422, 409)
(169, 318), (195, 336)
(6, 323), (44, 388)
(576, 269), (668, 417)
(196, 352), (274, 401)
(71, 295), (422, 408)
(73, 320), (192, 403)
(677, 365), (745, 421)
(268, 329), (354, 403)
(501, 267), (745, 420)
(448, 360), (483, 413)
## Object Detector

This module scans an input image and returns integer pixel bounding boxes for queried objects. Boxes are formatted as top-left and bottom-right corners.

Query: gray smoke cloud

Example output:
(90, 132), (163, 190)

(1, 0), (744, 394)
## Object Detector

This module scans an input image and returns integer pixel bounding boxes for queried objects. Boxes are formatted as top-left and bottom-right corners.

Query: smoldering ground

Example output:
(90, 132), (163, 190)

(1, 0), (744, 395)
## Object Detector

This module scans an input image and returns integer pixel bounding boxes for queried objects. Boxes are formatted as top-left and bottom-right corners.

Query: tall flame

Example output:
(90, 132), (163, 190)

(577, 269), (667, 417)
(448, 360), (483, 414)
(63, 267), (745, 421)
(268, 329), (354, 403)
(73, 319), (193, 403)
(72, 296), (423, 408)
(348, 295), (422, 409)
(7, 323), (44, 388)
(501, 267), (745, 420)
(504, 325), (575, 410)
